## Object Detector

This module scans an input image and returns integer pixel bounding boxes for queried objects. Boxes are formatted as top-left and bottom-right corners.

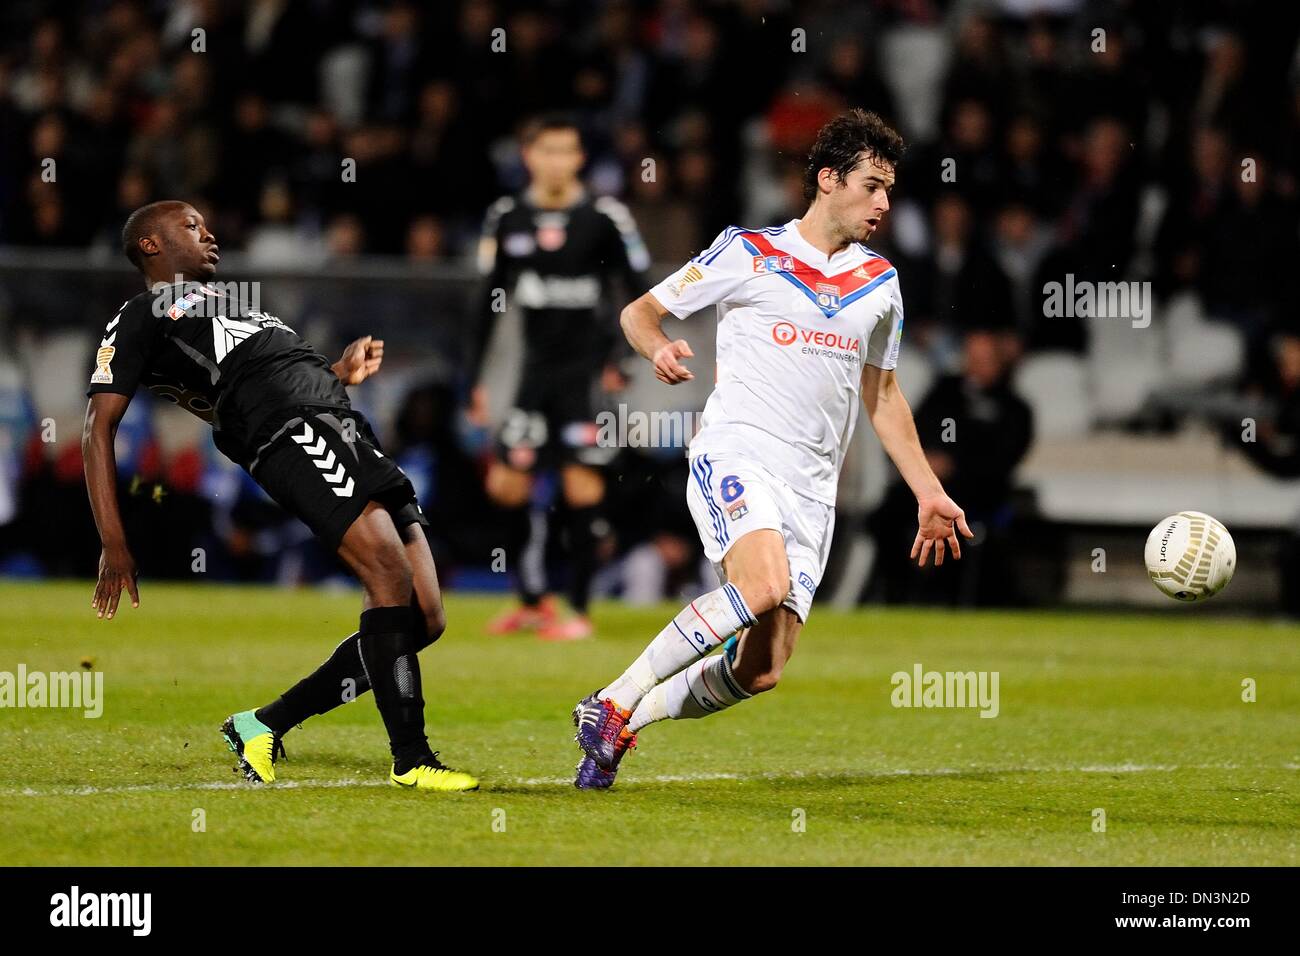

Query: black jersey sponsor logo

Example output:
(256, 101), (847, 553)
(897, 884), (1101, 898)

(514, 271), (600, 309)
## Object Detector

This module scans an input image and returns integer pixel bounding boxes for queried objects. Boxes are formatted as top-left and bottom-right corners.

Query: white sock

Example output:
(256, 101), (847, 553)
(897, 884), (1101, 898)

(600, 583), (756, 711)
(628, 645), (751, 731)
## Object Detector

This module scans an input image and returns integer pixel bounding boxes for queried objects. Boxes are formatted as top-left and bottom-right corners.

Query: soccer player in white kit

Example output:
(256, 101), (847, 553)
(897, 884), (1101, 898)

(572, 110), (973, 788)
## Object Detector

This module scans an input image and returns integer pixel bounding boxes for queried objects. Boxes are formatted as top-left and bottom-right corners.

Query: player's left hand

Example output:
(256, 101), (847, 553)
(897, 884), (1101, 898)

(334, 336), (384, 385)
(92, 545), (139, 619)
(911, 493), (974, 567)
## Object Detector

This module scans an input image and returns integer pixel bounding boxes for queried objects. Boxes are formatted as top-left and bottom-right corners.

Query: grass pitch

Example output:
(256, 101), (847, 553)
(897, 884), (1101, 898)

(0, 581), (1296, 866)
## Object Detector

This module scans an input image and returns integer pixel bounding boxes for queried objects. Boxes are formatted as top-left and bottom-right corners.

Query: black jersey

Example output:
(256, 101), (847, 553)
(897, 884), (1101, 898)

(86, 281), (350, 466)
(470, 191), (652, 379)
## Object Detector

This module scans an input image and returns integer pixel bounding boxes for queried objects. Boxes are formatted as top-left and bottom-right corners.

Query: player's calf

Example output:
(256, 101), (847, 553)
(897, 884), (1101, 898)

(248, 583), (445, 739)
(627, 635), (753, 732)
(594, 581), (758, 716)
(626, 604), (801, 734)
(339, 507), (444, 776)
(737, 667), (782, 695)
(727, 574), (790, 620)
(727, 604), (799, 696)
(412, 594), (446, 649)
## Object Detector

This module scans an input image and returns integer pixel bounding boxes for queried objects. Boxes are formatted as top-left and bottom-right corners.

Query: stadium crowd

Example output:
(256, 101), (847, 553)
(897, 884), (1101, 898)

(0, 0), (1297, 607)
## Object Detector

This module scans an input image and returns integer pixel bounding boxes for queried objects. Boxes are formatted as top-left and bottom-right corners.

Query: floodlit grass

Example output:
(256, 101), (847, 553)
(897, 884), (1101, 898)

(1, 581), (1296, 865)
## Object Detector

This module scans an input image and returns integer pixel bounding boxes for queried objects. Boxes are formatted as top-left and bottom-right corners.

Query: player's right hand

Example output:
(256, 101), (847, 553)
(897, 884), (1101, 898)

(92, 545), (139, 619)
(912, 493), (975, 567)
(653, 339), (695, 385)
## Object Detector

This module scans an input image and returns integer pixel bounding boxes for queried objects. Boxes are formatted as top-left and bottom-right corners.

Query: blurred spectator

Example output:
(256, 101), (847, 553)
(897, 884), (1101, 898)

(622, 151), (699, 264)
(1236, 333), (1300, 479)
(1054, 115), (1140, 278)
(0, 0), (1289, 286)
(0, 0), (1295, 603)
(905, 193), (1016, 359)
(325, 212), (365, 259)
(990, 199), (1052, 337)
(406, 214), (445, 262)
(246, 179), (311, 267)
(1154, 126), (1234, 302)
(820, 35), (898, 132)
(1233, 332), (1300, 615)
(869, 330), (1033, 606)
(941, 13), (1011, 117)
(1001, 112), (1062, 217)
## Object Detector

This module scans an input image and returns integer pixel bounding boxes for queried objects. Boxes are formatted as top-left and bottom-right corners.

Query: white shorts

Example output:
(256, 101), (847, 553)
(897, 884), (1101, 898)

(685, 451), (835, 623)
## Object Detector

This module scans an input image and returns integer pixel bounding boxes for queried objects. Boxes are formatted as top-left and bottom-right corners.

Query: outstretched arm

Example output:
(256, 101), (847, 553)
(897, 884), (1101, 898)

(621, 292), (695, 385)
(862, 364), (973, 566)
(83, 392), (138, 618)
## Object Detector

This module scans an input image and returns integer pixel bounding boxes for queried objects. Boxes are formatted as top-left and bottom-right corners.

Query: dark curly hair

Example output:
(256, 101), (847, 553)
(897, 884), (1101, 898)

(802, 109), (906, 202)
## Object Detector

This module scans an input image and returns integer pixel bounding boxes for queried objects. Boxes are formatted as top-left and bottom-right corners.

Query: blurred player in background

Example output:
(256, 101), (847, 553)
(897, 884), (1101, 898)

(469, 115), (651, 640)
(83, 201), (477, 792)
(572, 110), (974, 787)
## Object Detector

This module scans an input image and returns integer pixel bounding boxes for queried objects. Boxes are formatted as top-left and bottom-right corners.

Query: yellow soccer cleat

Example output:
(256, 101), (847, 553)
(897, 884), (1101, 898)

(390, 753), (480, 792)
(221, 711), (285, 783)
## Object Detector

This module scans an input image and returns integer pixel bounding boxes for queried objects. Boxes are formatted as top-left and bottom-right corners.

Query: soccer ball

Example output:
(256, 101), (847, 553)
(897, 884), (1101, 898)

(1144, 511), (1236, 602)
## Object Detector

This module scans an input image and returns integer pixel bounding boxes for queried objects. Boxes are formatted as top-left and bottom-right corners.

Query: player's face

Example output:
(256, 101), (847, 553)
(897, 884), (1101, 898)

(523, 129), (584, 192)
(160, 206), (220, 280)
(830, 154), (894, 243)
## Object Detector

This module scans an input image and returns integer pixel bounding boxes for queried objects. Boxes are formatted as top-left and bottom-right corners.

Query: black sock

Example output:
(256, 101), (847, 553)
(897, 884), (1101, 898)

(508, 505), (546, 606)
(255, 632), (365, 735)
(255, 598), (440, 736)
(566, 505), (603, 615)
(357, 605), (432, 773)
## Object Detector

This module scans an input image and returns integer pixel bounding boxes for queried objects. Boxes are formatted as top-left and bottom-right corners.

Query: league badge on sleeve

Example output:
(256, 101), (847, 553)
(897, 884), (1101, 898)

(667, 264), (704, 298)
(91, 345), (115, 385)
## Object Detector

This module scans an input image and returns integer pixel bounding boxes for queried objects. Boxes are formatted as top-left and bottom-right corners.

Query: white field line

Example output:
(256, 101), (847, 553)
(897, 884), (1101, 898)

(0, 762), (1268, 798)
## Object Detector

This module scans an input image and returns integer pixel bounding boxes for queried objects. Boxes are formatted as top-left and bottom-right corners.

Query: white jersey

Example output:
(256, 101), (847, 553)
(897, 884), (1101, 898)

(650, 219), (904, 505)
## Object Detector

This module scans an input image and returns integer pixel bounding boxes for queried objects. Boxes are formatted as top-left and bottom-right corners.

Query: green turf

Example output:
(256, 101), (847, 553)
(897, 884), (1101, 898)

(0, 580), (1296, 865)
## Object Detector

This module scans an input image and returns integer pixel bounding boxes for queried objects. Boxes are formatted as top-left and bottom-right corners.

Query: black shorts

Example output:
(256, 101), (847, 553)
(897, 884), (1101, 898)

(494, 371), (616, 473)
(248, 407), (428, 552)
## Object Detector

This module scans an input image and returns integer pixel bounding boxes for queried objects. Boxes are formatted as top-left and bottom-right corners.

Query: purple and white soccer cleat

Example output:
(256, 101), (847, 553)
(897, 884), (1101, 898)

(574, 725), (636, 790)
(574, 755), (615, 790)
(572, 691), (632, 770)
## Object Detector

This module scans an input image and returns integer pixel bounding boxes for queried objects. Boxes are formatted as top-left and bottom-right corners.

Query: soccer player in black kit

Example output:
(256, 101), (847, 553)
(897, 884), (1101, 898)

(82, 200), (478, 791)
(469, 115), (651, 640)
